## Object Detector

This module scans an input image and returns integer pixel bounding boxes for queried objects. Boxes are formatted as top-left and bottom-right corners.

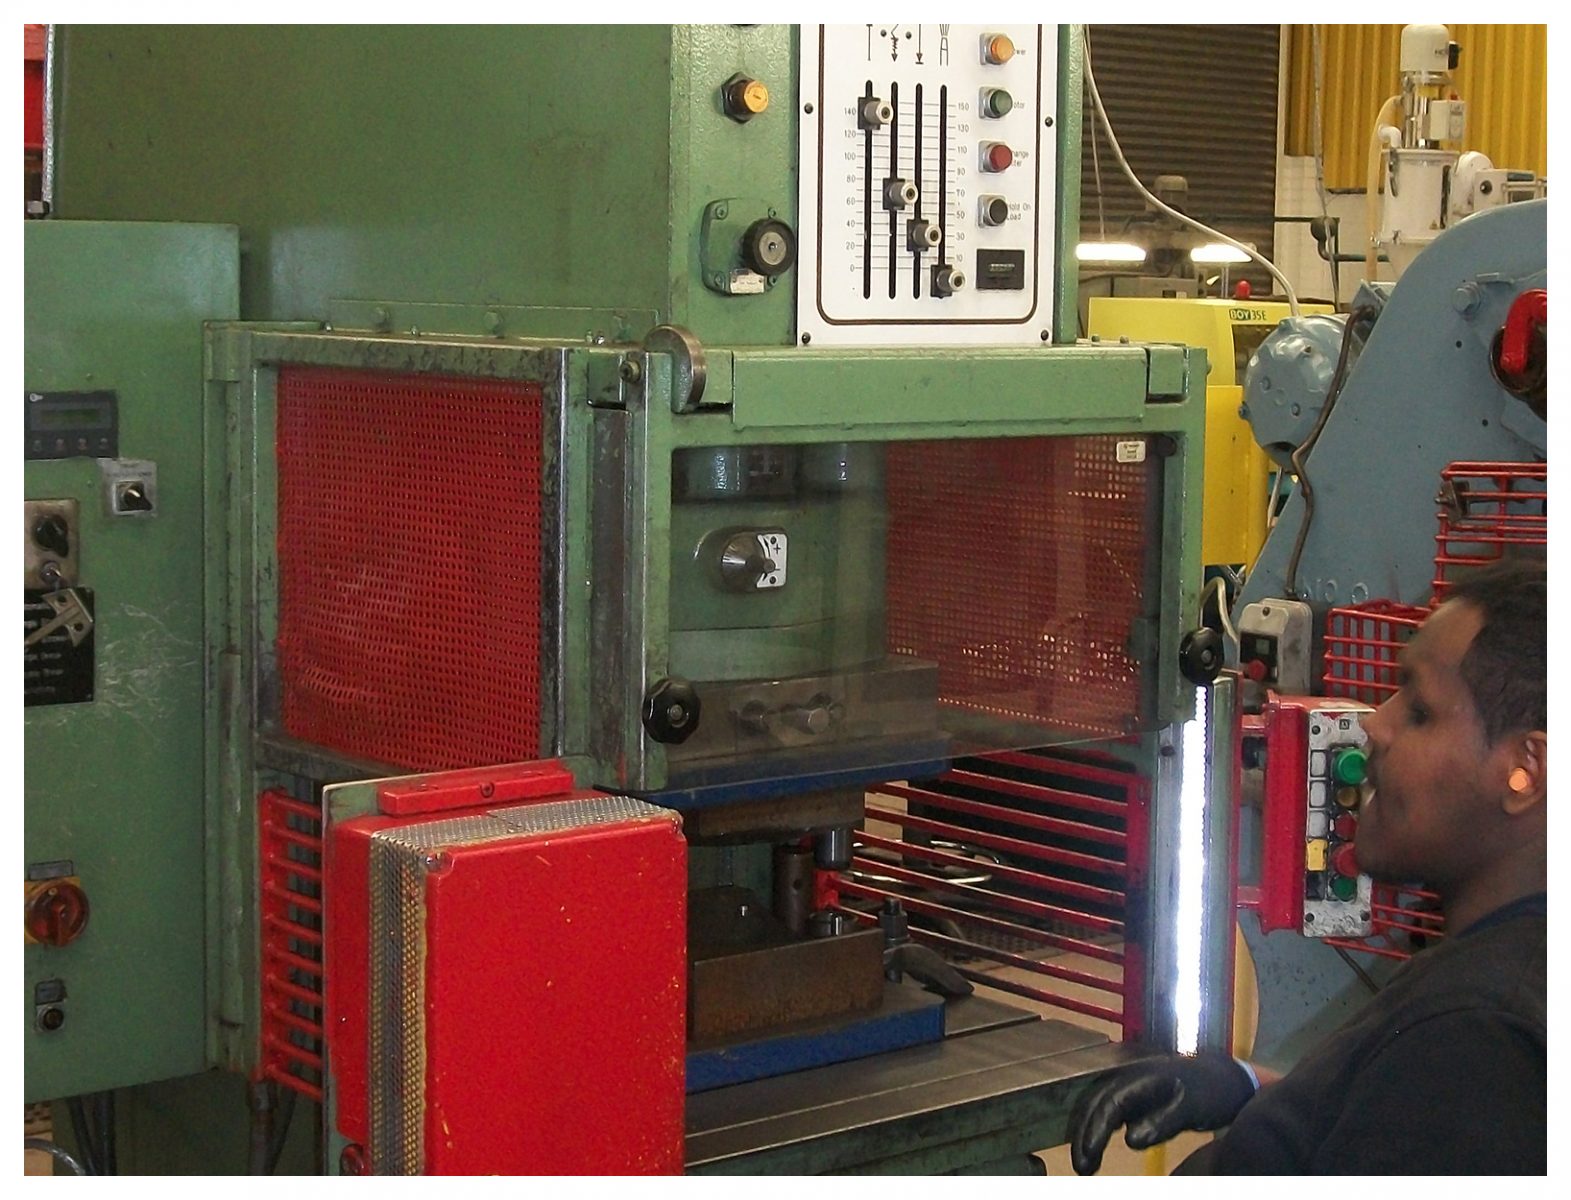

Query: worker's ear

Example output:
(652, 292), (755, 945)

(1498, 731), (1546, 817)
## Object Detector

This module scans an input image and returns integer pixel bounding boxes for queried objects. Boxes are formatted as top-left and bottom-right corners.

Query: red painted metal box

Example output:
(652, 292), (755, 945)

(326, 781), (687, 1175)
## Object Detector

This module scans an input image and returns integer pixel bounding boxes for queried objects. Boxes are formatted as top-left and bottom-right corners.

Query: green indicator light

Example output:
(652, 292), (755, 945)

(983, 88), (1014, 118)
(1333, 748), (1368, 786)
(1330, 875), (1357, 901)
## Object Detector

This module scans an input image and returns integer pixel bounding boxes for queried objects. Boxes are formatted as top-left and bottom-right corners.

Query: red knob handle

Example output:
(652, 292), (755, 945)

(26, 881), (90, 946)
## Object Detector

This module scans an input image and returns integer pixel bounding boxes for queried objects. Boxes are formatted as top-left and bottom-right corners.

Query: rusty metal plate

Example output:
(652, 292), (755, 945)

(689, 891), (885, 1046)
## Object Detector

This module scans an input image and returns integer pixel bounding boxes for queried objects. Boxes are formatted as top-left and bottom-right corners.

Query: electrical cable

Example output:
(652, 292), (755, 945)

(1282, 306), (1378, 597)
(1334, 945), (1382, 995)
(1081, 27), (1302, 315)
(66, 1095), (100, 1176)
(25, 1138), (89, 1176)
(94, 1090), (115, 1175)
(1203, 575), (1240, 657)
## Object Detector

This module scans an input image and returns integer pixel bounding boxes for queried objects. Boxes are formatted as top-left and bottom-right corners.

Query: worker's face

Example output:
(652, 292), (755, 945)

(1358, 601), (1495, 886)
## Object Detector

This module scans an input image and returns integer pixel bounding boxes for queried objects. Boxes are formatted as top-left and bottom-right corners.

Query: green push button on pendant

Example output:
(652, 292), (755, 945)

(1330, 875), (1358, 901)
(1333, 748), (1368, 786)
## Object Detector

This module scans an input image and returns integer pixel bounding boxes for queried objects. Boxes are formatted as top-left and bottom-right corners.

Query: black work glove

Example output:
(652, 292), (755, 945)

(1068, 1052), (1257, 1175)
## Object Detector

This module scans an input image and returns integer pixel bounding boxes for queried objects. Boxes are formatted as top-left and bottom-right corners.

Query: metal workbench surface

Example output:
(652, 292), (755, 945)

(686, 995), (1149, 1174)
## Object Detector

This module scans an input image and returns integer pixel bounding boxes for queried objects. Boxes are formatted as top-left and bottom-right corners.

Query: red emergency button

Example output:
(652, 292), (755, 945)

(1243, 658), (1268, 682)
(1331, 843), (1359, 878)
(1334, 814), (1358, 841)
(981, 142), (1014, 173)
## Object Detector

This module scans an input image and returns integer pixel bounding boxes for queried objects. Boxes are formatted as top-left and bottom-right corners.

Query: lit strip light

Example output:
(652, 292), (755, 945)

(1174, 684), (1209, 1054)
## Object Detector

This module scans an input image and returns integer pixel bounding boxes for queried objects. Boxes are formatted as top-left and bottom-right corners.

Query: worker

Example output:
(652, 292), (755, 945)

(1070, 559), (1547, 1174)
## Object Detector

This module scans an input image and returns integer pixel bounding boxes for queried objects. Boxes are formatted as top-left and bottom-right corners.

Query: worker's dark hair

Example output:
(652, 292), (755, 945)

(1445, 559), (1547, 742)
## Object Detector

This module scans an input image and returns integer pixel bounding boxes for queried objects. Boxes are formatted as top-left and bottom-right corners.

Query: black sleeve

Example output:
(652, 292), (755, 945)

(1310, 1010), (1546, 1174)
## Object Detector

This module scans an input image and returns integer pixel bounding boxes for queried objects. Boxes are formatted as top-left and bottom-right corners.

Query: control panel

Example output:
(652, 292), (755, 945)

(1255, 695), (1374, 938)
(796, 24), (1058, 345)
(1302, 705), (1373, 937)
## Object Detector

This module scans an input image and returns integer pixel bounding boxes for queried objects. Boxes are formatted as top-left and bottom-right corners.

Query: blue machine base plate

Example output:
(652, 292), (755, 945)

(685, 981), (946, 1094)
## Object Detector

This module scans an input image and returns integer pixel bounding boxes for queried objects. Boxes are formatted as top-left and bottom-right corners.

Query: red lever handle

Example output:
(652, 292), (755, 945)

(1497, 288), (1546, 377)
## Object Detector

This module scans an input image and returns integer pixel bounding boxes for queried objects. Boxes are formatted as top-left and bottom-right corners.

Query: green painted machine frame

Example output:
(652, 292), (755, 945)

(30, 21), (1237, 1174)
(50, 24), (1085, 346)
(23, 220), (238, 1105)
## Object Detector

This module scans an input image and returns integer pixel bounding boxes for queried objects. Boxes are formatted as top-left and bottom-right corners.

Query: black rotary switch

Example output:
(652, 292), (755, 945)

(742, 219), (797, 277)
(643, 677), (702, 745)
(32, 514), (70, 557)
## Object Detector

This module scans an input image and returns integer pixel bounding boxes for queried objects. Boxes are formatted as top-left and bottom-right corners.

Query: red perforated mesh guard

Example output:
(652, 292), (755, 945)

(886, 436), (1151, 739)
(276, 366), (545, 771)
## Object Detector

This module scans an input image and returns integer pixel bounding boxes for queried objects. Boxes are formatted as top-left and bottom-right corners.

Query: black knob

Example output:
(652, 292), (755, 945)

(32, 514), (69, 558)
(742, 219), (797, 277)
(643, 677), (702, 744)
(1179, 627), (1224, 686)
(116, 482), (154, 512)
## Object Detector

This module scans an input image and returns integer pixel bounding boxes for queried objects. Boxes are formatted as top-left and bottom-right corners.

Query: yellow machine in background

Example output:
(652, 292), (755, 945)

(1087, 298), (1334, 567)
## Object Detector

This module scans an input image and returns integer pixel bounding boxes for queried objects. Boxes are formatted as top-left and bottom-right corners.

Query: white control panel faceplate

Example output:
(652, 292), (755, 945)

(1303, 705), (1374, 938)
(796, 24), (1058, 346)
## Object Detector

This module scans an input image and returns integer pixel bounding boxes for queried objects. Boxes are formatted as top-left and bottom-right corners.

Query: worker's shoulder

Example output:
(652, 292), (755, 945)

(1376, 911), (1545, 1036)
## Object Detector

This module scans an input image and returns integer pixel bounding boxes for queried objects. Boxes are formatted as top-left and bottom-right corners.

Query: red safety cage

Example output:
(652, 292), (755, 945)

(834, 746), (1150, 1041)
(1325, 883), (1445, 961)
(1322, 600), (1430, 704)
(1431, 460), (1547, 601)
(257, 790), (326, 1101)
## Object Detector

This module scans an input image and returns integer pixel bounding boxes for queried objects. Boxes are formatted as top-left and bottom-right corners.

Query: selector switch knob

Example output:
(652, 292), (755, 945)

(32, 515), (70, 558)
(979, 194), (1010, 227)
(26, 881), (90, 947)
(719, 532), (777, 591)
(116, 481), (154, 513)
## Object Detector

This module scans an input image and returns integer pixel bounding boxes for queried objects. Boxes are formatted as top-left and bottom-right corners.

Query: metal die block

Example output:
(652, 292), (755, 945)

(666, 657), (940, 768)
(688, 886), (886, 1046)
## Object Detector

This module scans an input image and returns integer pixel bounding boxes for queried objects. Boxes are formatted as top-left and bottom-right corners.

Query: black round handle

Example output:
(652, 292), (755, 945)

(643, 677), (702, 744)
(1179, 627), (1224, 686)
(32, 514), (70, 558)
(742, 219), (797, 277)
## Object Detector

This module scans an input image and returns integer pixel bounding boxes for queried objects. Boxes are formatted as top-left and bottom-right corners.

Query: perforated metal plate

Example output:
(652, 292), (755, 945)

(885, 435), (1149, 736)
(275, 366), (546, 770)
